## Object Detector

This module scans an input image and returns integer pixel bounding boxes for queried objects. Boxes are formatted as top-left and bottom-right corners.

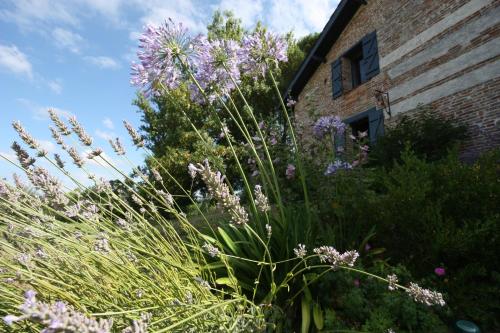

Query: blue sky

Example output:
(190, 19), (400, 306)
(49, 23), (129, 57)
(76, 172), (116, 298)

(0, 0), (339, 186)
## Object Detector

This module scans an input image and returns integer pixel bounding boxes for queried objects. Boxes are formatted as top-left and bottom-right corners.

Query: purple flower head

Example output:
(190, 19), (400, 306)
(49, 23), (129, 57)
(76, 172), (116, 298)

(434, 267), (446, 276)
(324, 160), (353, 176)
(190, 37), (241, 104)
(239, 30), (288, 79)
(313, 115), (346, 139)
(285, 164), (296, 179)
(131, 18), (194, 96)
(286, 98), (297, 108)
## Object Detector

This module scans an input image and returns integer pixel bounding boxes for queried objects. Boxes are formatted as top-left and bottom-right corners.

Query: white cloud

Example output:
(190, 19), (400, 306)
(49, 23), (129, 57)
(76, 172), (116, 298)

(265, 0), (339, 37)
(52, 28), (85, 54)
(85, 56), (120, 70)
(47, 79), (63, 94)
(215, 0), (263, 28)
(95, 129), (115, 141)
(0, 44), (33, 78)
(0, 0), (79, 30)
(134, 0), (207, 35)
(0, 151), (18, 164)
(38, 140), (56, 153)
(102, 118), (114, 130)
(17, 98), (73, 121)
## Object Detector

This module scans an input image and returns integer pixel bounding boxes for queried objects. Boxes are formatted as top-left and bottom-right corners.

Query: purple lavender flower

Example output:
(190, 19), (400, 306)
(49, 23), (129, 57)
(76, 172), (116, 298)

(3, 290), (114, 332)
(285, 164), (296, 179)
(324, 160), (353, 176)
(239, 30), (288, 79)
(131, 19), (194, 96)
(286, 98), (297, 108)
(313, 115), (346, 139)
(190, 37), (241, 104)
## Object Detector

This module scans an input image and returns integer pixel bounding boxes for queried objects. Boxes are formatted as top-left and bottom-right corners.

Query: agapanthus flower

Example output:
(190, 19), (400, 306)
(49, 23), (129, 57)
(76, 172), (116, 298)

(254, 185), (270, 213)
(294, 244), (307, 258)
(189, 160), (248, 225)
(406, 282), (445, 306)
(313, 115), (346, 139)
(3, 290), (114, 332)
(313, 246), (359, 268)
(190, 37), (241, 104)
(324, 160), (353, 175)
(239, 30), (288, 79)
(131, 18), (194, 96)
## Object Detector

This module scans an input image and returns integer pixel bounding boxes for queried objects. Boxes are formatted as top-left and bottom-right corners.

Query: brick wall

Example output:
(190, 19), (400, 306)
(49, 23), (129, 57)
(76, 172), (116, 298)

(294, 0), (500, 157)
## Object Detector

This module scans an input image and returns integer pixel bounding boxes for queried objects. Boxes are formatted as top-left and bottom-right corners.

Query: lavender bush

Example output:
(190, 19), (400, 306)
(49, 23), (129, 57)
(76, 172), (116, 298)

(0, 18), (445, 332)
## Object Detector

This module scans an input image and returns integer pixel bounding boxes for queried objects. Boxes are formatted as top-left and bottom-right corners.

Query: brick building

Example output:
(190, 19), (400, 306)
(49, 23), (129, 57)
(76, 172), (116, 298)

(287, 0), (500, 158)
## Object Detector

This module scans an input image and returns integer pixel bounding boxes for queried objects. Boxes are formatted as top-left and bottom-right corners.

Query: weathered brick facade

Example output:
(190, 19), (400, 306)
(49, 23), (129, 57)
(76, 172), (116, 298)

(290, 0), (500, 158)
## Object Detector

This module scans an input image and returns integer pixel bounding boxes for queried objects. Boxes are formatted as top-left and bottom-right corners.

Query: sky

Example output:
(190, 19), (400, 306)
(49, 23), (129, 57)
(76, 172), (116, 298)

(0, 0), (339, 187)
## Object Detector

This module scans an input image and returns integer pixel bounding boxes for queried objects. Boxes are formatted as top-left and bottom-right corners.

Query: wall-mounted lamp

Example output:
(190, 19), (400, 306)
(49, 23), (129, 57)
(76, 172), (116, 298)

(374, 89), (392, 118)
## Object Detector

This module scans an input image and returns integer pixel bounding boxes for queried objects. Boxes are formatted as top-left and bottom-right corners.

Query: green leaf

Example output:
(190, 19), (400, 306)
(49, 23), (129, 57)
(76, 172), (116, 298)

(218, 227), (238, 253)
(313, 303), (324, 330)
(301, 296), (311, 333)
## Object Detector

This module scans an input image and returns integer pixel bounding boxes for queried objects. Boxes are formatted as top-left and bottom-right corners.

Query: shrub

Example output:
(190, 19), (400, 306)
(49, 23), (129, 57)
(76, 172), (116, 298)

(369, 107), (467, 168)
(325, 149), (500, 330)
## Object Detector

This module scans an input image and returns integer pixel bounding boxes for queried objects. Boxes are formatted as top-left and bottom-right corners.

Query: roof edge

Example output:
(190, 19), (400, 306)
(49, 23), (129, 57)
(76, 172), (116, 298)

(285, 0), (365, 99)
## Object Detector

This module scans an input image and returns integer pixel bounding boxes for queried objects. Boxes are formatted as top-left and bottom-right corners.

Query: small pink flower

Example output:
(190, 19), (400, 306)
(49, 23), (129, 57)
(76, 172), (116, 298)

(364, 243), (371, 251)
(285, 164), (296, 179)
(434, 267), (446, 276)
(354, 279), (360, 287)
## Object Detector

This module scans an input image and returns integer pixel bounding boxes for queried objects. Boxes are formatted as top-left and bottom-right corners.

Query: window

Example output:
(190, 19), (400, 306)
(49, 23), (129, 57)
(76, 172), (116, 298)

(344, 42), (363, 89)
(331, 31), (380, 98)
(343, 108), (384, 144)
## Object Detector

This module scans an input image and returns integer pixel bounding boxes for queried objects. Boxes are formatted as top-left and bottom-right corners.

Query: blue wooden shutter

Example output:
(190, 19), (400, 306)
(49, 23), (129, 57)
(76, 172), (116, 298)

(368, 108), (384, 143)
(331, 58), (343, 98)
(360, 31), (380, 82)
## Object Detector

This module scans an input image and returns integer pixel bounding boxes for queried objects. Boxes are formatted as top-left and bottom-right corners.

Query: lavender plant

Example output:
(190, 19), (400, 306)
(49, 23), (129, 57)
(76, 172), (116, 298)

(0, 17), (445, 332)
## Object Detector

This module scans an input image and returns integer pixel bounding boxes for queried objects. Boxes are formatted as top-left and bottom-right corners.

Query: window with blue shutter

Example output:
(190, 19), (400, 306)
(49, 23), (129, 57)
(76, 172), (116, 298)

(344, 107), (384, 144)
(331, 58), (343, 99)
(360, 31), (380, 82)
(368, 107), (384, 143)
